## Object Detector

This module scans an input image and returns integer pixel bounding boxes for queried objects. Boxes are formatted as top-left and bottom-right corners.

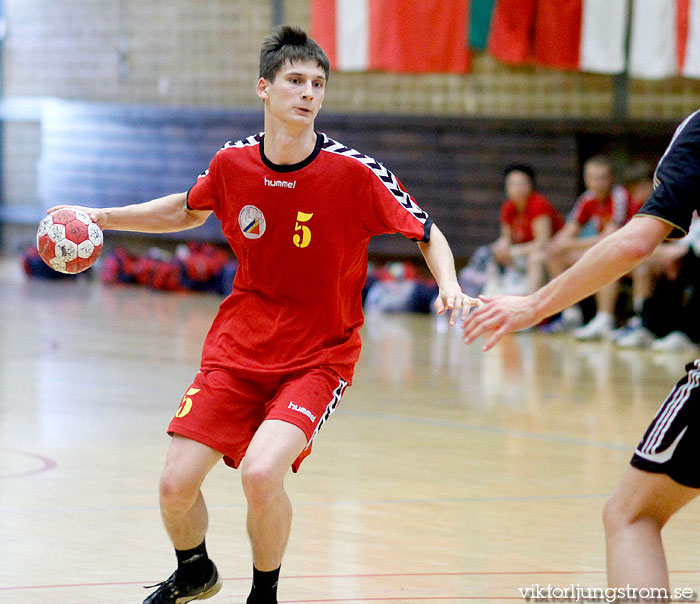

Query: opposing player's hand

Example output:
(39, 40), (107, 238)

(462, 294), (537, 351)
(434, 287), (483, 326)
(46, 205), (107, 228)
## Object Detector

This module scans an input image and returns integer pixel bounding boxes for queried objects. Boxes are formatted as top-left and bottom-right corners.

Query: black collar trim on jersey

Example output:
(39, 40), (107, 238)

(259, 132), (324, 173)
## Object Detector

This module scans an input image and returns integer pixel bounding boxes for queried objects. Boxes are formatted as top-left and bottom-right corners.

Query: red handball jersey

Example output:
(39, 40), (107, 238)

(187, 133), (432, 382)
(500, 192), (564, 244)
(570, 184), (631, 233)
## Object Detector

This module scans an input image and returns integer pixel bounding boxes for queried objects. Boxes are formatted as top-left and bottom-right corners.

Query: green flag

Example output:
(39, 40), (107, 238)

(469, 0), (497, 50)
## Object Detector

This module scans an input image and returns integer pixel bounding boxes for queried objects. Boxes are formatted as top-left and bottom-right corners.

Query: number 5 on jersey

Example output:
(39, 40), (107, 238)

(293, 211), (313, 248)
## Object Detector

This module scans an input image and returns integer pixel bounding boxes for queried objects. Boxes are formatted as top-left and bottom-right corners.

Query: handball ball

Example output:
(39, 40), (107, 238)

(36, 208), (103, 274)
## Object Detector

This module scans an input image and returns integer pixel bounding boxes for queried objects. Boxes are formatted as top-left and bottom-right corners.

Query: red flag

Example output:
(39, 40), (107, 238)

(311, 0), (470, 73)
(370, 0), (470, 73)
(487, 0), (538, 64)
(534, 0), (583, 70)
(678, 0), (690, 69)
(309, 0), (337, 68)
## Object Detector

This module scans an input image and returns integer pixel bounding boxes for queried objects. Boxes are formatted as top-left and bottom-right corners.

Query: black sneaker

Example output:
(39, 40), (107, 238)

(143, 563), (222, 603)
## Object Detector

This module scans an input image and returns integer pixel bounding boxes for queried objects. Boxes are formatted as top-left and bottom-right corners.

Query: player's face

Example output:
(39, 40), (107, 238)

(584, 163), (614, 199)
(257, 59), (326, 127)
(505, 171), (533, 205)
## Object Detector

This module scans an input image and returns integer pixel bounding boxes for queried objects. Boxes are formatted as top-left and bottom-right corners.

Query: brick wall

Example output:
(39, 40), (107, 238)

(4, 0), (269, 106)
(4, 0), (700, 117)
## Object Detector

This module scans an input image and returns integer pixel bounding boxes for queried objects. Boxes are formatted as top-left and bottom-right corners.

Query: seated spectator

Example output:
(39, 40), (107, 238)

(546, 155), (633, 339)
(615, 212), (700, 351)
(611, 160), (659, 341)
(364, 261), (438, 314)
(478, 164), (564, 297)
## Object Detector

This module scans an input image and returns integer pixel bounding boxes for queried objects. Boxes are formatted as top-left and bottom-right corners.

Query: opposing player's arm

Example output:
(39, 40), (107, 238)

(418, 222), (481, 325)
(47, 192), (212, 234)
(462, 216), (672, 350)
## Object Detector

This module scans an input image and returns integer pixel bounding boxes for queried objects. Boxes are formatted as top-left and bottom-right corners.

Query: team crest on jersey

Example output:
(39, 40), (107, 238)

(238, 205), (266, 239)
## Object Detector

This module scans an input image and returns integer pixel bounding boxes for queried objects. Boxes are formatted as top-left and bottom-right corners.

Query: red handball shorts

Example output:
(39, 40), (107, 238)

(168, 366), (349, 472)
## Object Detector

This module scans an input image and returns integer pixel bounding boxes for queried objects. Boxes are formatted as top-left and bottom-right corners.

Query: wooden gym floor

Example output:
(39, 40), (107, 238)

(1, 257), (699, 603)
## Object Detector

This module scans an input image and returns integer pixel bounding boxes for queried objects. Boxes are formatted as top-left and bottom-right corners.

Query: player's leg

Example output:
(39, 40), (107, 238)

(604, 360), (700, 590)
(603, 466), (699, 589)
(159, 433), (223, 549)
(144, 434), (224, 604)
(544, 244), (568, 279)
(241, 367), (348, 604)
(543, 248), (586, 331)
(526, 249), (547, 293)
(240, 419), (308, 603)
(575, 280), (618, 340)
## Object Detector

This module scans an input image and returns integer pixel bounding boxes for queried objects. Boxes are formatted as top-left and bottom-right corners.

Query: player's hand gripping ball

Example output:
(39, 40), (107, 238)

(36, 209), (103, 274)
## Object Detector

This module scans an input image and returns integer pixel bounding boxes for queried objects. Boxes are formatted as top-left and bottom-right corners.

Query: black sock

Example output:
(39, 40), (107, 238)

(247, 566), (280, 604)
(175, 540), (212, 585)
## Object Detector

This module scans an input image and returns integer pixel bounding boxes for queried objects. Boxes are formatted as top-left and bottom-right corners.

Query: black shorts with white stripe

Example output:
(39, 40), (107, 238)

(631, 359), (700, 488)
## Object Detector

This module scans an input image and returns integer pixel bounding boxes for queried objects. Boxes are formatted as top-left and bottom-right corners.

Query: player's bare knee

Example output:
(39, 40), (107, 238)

(602, 495), (627, 535)
(159, 470), (200, 511)
(241, 460), (283, 507)
(603, 492), (665, 536)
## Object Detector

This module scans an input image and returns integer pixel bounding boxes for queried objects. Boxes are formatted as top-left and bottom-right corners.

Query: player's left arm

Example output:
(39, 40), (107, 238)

(418, 222), (482, 325)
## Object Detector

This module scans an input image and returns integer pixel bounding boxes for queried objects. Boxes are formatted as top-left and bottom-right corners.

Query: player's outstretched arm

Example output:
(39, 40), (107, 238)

(462, 216), (672, 350)
(417, 223), (482, 326)
(47, 192), (211, 234)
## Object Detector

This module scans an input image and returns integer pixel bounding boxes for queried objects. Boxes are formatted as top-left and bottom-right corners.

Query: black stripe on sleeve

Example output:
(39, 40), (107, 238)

(186, 185), (195, 210)
(410, 217), (433, 243)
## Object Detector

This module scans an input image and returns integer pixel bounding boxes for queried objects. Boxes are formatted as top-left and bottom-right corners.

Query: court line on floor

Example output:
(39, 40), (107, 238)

(343, 409), (633, 451)
(0, 491), (612, 516)
(0, 448), (57, 480)
(4, 569), (699, 592)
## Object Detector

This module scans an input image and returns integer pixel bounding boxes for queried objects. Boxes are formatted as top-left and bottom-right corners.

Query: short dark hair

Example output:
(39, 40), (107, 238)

(503, 163), (536, 187)
(259, 25), (330, 82)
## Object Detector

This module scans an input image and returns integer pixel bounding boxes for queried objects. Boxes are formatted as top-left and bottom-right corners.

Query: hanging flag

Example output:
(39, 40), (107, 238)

(579, 0), (628, 74)
(629, 0), (678, 79)
(678, 0), (690, 70)
(310, 0), (470, 74)
(468, 0), (497, 50)
(534, 0), (583, 70)
(487, 0), (538, 65)
(486, 0), (628, 74)
(680, 0), (700, 77)
(629, 0), (700, 79)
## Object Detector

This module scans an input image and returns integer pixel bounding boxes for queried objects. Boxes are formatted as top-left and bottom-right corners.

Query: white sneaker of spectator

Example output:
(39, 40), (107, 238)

(611, 315), (642, 341)
(615, 326), (655, 348)
(574, 312), (614, 341)
(651, 331), (698, 352)
(561, 305), (583, 329)
(539, 305), (583, 334)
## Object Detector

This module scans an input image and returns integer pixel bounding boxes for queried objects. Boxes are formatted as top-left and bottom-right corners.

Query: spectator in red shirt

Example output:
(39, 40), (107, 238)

(545, 155), (633, 339)
(488, 164), (564, 295)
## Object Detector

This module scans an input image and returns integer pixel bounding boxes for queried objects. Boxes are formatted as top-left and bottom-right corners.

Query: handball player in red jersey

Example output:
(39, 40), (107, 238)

(49, 26), (479, 604)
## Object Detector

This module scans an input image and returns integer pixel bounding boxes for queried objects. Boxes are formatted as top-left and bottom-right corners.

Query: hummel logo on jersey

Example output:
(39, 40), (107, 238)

(265, 176), (296, 189)
(288, 401), (316, 422)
